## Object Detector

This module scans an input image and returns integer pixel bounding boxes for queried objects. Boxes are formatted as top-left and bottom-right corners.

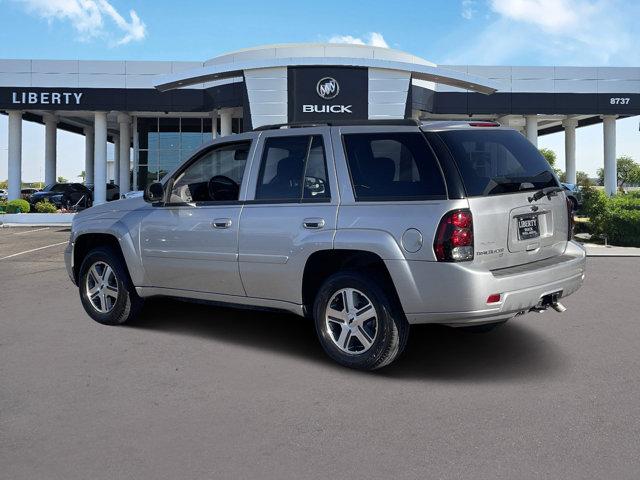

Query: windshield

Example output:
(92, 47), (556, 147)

(436, 129), (558, 196)
(44, 184), (68, 192)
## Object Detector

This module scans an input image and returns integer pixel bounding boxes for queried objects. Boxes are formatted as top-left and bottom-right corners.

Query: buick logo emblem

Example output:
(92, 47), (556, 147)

(316, 77), (339, 100)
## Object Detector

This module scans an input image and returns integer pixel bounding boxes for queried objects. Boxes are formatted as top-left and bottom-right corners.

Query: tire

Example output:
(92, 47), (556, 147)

(460, 320), (508, 334)
(78, 246), (143, 325)
(569, 196), (578, 212)
(313, 270), (409, 370)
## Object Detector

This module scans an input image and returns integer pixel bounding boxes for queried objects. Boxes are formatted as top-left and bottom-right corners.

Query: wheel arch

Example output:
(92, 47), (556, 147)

(301, 248), (403, 316)
(72, 228), (139, 285)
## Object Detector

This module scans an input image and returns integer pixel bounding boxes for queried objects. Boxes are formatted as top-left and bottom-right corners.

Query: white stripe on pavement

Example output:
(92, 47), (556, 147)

(13, 227), (50, 235)
(0, 241), (68, 260)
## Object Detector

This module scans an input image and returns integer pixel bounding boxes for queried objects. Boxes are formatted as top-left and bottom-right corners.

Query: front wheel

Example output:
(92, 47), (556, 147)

(313, 271), (409, 370)
(78, 246), (143, 325)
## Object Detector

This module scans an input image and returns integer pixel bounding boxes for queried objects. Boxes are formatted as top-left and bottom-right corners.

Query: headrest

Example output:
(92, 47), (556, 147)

(372, 157), (396, 183)
(276, 156), (302, 179)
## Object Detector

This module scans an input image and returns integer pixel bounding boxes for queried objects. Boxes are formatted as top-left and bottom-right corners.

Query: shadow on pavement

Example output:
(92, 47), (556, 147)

(130, 298), (566, 381)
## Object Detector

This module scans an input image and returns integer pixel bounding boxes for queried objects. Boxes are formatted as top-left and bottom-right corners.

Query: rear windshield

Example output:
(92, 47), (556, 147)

(436, 129), (558, 196)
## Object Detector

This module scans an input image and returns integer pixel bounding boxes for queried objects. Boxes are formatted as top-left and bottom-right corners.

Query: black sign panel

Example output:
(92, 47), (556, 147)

(0, 85), (244, 112)
(431, 91), (640, 115)
(288, 66), (368, 122)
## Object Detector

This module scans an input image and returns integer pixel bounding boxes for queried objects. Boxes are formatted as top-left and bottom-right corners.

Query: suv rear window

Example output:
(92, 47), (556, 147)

(342, 132), (446, 201)
(436, 129), (558, 196)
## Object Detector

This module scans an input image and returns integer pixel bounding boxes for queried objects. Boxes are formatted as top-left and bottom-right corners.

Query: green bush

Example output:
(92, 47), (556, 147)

(581, 186), (640, 246)
(6, 199), (30, 213)
(34, 200), (58, 213)
(602, 207), (640, 247)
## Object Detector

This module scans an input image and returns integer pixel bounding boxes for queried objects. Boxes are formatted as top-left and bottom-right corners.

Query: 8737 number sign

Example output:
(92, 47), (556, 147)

(610, 97), (630, 105)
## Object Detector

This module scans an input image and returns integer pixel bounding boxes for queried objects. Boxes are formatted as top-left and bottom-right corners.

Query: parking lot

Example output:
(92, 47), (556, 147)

(1, 226), (639, 479)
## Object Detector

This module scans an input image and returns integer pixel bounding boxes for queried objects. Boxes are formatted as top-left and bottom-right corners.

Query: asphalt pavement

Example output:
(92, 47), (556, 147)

(1, 226), (639, 479)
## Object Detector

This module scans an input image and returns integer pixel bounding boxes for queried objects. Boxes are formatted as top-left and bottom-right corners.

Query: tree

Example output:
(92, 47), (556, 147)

(539, 148), (557, 167)
(560, 170), (592, 186)
(576, 171), (592, 187)
(539, 148), (563, 179)
(78, 170), (86, 181)
(57, 176), (68, 183)
(596, 156), (640, 188)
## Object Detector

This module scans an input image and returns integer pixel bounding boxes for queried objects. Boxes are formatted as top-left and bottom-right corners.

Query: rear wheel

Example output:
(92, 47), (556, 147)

(313, 271), (409, 370)
(78, 247), (143, 325)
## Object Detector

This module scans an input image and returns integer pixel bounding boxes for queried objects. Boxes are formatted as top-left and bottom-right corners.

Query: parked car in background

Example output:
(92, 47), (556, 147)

(29, 183), (92, 210)
(121, 190), (143, 199)
(87, 183), (120, 202)
(20, 187), (40, 201)
(65, 120), (586, 370)
(0, 188), (7, 200)
(562, 183), (583, 211)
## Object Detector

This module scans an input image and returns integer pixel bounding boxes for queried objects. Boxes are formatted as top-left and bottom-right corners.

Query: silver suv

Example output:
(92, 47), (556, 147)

(65, 120), (586, 370)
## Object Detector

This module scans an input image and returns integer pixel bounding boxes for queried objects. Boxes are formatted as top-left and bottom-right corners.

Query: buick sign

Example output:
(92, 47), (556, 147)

(288, 66), (368, 122)
(316, 77), (339, 100)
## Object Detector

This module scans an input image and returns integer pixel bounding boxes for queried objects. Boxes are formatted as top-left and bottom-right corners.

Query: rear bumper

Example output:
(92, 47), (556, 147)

(387, 241), (586, 325)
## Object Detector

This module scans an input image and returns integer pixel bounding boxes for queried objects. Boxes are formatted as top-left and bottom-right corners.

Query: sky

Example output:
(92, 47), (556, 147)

(0, 0), (639, 182)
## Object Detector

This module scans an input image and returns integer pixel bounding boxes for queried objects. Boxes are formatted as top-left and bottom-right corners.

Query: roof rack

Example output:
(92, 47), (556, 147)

(253, 119), (419, 131)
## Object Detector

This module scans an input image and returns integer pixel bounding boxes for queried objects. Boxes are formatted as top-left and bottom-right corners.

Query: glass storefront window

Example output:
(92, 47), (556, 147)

(159, 117), (180, 150)
(135, 115), (243, 191)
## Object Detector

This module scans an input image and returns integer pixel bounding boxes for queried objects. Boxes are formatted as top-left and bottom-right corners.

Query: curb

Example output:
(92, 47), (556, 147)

(0, 212), (75, 227)
(583, 244), (640, 257)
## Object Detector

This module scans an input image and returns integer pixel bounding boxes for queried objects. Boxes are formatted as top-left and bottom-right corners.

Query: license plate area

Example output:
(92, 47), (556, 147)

(517, 214), (540, 240)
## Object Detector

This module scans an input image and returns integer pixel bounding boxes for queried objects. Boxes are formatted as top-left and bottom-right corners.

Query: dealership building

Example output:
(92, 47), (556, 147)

(1, 43), (639, 203)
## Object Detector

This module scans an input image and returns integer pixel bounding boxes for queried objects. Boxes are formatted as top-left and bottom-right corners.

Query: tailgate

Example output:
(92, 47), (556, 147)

(469, 191), (569, 270)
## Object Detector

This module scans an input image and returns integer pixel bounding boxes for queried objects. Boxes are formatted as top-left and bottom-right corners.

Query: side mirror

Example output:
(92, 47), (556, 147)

(143, 182), (164, 204)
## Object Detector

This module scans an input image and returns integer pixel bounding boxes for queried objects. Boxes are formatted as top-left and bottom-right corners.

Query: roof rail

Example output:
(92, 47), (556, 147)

(253, 119), (419, 131)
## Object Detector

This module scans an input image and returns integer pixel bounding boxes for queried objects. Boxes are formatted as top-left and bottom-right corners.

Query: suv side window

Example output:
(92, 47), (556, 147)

(169, 142), (250, 204)
(255, 135), (330, 201)
(342, 132), (446, 201)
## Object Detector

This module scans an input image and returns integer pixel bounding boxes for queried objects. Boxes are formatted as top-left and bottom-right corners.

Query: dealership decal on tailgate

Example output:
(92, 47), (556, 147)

(517, 214), (540, 240)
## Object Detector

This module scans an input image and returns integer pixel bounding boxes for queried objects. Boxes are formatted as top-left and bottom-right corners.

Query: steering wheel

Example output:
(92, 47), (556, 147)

(208, 175), (240, 201)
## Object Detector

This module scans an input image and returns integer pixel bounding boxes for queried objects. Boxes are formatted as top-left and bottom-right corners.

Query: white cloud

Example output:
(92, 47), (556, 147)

(13, 0), (146, 45)
(461, 0), (477, 19)
(328, 32), (389, 48)
(447, 0), (639, 66)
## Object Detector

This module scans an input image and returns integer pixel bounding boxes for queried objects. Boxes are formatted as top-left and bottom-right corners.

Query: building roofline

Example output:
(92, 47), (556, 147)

(154, 56), (500, 94)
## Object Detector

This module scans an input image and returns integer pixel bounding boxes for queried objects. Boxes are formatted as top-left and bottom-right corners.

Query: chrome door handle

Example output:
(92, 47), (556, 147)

(212, 218), (232, 229)
(303, 218), (325, 229)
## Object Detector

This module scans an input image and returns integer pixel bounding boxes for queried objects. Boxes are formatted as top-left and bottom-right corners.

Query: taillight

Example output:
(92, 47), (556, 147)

(566, 197), (574, 240)
(434, 209), (474, 262)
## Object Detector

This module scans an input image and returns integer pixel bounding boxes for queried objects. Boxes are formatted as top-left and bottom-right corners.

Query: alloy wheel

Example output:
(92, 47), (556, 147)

(325, 288), (378, 354)
(85, 261), (119, 314)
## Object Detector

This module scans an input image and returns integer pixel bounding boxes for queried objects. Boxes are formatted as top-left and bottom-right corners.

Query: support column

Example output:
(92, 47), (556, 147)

(525, 115), (538, 147)
(132, 116), (139, 191)
(84, 126), (94, 186)
(211, 110), (218, 140)
(113, 135), (120, 185)
(563, 117), (578, 184)
(602, 115), (618, 196)
(93, 112), (108, 205)
(7, 110), (22, 201)
(220, 109), (233, 137)
(118, 113), (131, 194)
(43, 114), (58, 186)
